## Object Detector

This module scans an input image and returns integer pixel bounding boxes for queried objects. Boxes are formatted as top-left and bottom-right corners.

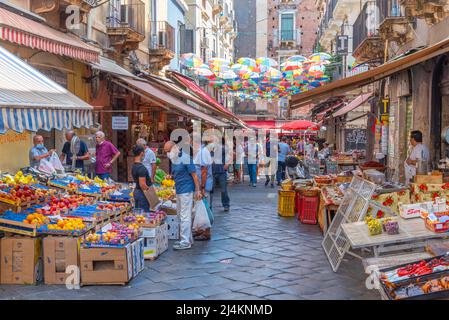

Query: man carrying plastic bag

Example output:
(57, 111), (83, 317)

(192, 198), (212, 241)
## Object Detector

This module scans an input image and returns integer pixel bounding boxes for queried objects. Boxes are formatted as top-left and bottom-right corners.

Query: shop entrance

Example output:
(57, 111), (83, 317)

(430, 55), (449, 166)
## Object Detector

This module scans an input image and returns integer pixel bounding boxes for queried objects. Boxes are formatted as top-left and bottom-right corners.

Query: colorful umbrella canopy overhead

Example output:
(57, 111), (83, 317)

(180, 53), (203, 68)
(179, 53), (332, 101)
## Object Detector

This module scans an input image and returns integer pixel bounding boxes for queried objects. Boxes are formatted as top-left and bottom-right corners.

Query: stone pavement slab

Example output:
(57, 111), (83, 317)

(0, 180), (378, 300)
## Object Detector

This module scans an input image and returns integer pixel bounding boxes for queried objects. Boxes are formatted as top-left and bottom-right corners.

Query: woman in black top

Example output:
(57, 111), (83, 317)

(132, 145), (152, 212)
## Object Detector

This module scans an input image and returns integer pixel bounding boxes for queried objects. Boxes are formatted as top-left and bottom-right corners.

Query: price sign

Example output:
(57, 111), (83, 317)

(112, 116), (129, 130)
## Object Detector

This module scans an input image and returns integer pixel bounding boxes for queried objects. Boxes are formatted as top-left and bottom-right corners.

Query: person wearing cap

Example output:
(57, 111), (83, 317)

(194, 135), (214, 201)
(131, 145), (152, 212)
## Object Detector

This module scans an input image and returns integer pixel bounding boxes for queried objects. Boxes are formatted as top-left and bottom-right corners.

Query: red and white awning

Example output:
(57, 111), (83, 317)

(0, 8), (100, 63)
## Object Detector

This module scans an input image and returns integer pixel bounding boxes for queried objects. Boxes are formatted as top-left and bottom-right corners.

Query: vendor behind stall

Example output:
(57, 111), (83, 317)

(29, 135), (55, 168)
(131, 145), (152, 211)
(60, 131), (90, 173)
(405, 130), (430, 184)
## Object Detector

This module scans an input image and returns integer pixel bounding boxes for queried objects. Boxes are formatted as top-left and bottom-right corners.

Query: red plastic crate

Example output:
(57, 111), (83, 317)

(298, 194), (319, 224)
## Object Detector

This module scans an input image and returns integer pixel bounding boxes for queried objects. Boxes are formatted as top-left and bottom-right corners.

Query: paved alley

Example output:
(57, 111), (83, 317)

(0, 180), (379, 300)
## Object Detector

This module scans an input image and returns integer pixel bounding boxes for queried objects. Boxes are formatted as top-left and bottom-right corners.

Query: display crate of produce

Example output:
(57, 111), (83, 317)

(278, 190), (296, 217)
(48, 179), (79, 191)
(0, 212), (41, 236)
(37, 221), (94, 237)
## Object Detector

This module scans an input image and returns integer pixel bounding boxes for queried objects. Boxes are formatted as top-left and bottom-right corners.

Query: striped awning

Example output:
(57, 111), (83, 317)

(0, 45), (93, 134)
(0, 7), (100, 63)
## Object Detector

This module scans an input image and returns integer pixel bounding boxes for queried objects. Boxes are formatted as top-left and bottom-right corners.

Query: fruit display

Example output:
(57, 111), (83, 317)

(34, 195), (95, 215)
(46, 218), (86, 231)
(156, 188), (175, 200)
(154, 169), (167, 184)
(22, 213), (49, 226)
(96, 202), (128, 212)
(1, 171), (36, 185)
(366, 217), (382, 236)
(0, 185), (49, 205)
(381, 218), (400, 235)
(161, 179), (175, 188)
(83, 222), (140, 247)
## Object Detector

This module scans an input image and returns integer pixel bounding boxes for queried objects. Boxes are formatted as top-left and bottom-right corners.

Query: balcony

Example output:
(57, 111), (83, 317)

(148, 21), (175, 72)
(400, 0), (449, 24)
(224, 21), (234, 32)
(31, 0), (95, 14)
(352, 1), (384, 64)
(277, 0), (299, 10)
(378, 0), (414, 44)
(219, 13), (229, 25)
(275, 30), (300, 51)
(213, 1), (223, 15)
(106, 0), (145, 52)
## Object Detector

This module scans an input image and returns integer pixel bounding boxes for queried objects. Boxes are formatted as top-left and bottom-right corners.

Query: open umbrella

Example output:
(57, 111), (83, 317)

(194, 67), (215, 79)
(287, 55), (307, 63)
(281, 61), (303, 71)
(280, 120), (319, 131)
(237, 57), (257, 68)
(256, 57), (278, 68)
(309, 52), (332, 62)
(180, 53), (203, 68)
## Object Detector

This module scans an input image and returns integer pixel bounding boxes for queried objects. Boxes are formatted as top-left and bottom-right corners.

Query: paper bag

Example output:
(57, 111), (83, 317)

(143, 186), (161, 211)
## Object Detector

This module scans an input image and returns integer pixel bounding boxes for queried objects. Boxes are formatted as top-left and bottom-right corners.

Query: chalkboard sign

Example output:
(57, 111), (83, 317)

(345, 129), (367, 151)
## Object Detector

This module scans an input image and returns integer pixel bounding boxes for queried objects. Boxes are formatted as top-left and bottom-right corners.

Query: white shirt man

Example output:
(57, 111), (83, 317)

(136, 138), (157, 182)
(404, 131), (430, 184)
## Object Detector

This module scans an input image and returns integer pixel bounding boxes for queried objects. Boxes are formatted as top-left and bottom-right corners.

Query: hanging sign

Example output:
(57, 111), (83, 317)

(112, 116), (129, 130)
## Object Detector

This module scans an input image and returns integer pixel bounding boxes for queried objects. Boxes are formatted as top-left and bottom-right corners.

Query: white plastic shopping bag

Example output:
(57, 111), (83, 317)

(192, 199), (211, 240)
(39, 158), (56, 175)
(49, 152), (64, 171)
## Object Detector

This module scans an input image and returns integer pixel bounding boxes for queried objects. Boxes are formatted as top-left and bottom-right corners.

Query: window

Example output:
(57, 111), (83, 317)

(280, 13), (294, 41)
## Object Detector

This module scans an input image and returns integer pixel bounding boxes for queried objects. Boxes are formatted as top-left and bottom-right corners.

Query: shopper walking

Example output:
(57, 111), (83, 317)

(94, 131), (121, 180)
(131, 145), (152, 212)
(276, 136), (291, 185)
(194, 137), (214, 201)
(164, 141), (201, 250)
(247, 138), (258, 187)
(29, 135), (55, 168)
(60, 131), (90, 173)
(210, 139), (231, 212)
(136, 138), (157, 183)
(264, 135), (276, 188)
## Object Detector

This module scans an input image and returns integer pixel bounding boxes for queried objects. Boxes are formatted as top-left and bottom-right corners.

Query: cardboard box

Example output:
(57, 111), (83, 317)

(80, 245), (132, 285)
(43, 236), (80, 285)
(142, 223), (168, 259)
(414, 174), (443, 184)
(131, 238), (145, 277)
(1, 236), (42, 285)
(166, 215), (180, 240)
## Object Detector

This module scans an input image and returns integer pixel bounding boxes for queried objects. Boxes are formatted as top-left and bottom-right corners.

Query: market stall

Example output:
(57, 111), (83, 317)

(0, 167), (179, 286)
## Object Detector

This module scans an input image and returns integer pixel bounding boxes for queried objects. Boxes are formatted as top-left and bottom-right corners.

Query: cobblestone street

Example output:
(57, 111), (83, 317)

(0, 180), (379, 300)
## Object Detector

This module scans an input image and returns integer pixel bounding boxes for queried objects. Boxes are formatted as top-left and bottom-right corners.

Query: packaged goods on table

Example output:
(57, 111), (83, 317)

(380, 255), (449, 300)
(365, 215), (400, 236)
(321, 185), (344, 206)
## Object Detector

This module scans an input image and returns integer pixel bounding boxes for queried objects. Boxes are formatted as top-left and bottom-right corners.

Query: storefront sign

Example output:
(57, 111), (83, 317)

(112, 116), (129, 130)
(336, 35), (349, 55)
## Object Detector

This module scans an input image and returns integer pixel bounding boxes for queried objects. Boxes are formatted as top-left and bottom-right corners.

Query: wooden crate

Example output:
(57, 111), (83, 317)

(0, 218), (37, 237)
(414, 174), (443, 184)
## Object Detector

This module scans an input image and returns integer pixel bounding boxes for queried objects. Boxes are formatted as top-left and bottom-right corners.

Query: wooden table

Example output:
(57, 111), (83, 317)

(341, 218), (449, 257)
(318, 187), (341, 234)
